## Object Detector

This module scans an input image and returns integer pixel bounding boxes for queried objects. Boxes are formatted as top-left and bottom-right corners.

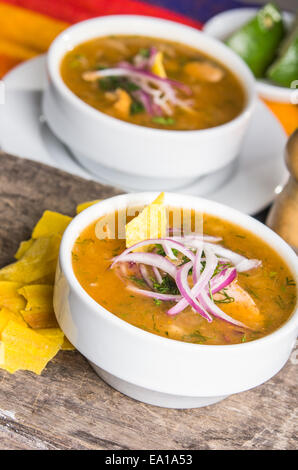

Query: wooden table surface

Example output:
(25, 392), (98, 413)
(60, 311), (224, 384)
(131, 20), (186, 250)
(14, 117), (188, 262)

(0, 153), (297, 450)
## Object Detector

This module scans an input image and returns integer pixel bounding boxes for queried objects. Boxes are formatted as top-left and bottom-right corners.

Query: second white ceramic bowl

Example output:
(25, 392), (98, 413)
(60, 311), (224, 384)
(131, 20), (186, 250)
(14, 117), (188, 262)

(43, 15), (256, 190)
(54, 192), (298, 408)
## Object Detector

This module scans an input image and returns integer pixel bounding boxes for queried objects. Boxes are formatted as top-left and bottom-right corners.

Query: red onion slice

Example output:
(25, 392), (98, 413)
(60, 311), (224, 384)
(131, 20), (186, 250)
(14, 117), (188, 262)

(168, 248), (217, 316)
(111, 238), (195, 267)
(209, 268), (237, 294)
(127, 284), (182, 302)
(204, 243), (261, 272)
(169, 262), (212, 321)
(139, 264), (153, 289)
(192, 244), (203, 284)
(153, 266), (163, 284)
(114, 253), (177, 279)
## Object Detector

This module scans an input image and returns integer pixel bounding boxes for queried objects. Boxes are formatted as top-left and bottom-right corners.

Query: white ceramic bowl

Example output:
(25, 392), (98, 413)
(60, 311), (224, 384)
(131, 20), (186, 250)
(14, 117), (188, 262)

(54, 192), (298, 409)
(43, 15), (256, 191)
(203, 8), (295, 103)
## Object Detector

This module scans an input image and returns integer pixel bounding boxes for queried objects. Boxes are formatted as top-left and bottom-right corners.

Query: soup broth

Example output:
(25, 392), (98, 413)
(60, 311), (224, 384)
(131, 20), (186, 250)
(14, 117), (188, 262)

(72, 209), (296, 345)
(61, 35), (245, 130)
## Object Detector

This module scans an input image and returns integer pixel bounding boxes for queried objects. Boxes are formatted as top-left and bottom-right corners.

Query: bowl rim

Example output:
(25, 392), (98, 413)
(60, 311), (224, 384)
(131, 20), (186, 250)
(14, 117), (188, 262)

(58, 192), (298, 351)
(46, 14), (256, 137)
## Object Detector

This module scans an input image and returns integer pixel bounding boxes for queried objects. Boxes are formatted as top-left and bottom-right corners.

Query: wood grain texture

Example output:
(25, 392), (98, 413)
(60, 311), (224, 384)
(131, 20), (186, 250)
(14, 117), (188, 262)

(0, 153), (297, 450)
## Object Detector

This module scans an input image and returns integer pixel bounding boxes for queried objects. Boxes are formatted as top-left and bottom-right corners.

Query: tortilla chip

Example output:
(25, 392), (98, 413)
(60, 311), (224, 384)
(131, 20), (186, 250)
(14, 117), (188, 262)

(32, 210), (72, 238)
(14, 239), (34, 260)
(0, 281), (26, 312)
(38, 328), (75, 350)
(18, 284), (58, 329)
(61, 337), (75, 351)
(76, 200), (101, 214)
(0, 320), (63, 374)
(125, 192), (166, 248)
(37, 328), (64, 342)
(0, 235), (60, 284)
(0, 307), (27, 333)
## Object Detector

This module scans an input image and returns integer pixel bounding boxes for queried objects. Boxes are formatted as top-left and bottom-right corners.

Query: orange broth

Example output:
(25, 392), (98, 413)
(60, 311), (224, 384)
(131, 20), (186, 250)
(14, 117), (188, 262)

(61, 35), (245, 130)
(72, 210), (296, 345)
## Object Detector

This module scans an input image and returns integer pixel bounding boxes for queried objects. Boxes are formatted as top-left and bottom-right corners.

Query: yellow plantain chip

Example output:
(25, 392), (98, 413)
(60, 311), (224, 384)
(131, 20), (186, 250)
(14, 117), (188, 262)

(0, 235), (61, 284)
(0, 320), (63, 374)
(18, 284), (58, 329)
(76, 200), (101, 214)
(38, 328), (75, 350)
(151, 51), (167, 78)
(0, 281), (26, 313)
(61, 337), (75, 350)
(0, 307), (27, 334)
(14, 239), (34, 260)
(37, 328), (64, 342)
(125, 192), (166, 249)
(32, 210), (72, 238)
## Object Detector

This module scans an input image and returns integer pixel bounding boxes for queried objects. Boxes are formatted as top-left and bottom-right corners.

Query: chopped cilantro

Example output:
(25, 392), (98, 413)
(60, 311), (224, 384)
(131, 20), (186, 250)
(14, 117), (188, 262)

(153, 274), (180, 295)
(129, 275), (146, 287)
(152, 116), (176, 125)
(155, 244), (166, 256)
(99, 76), (140, 94)
(214, 288), (235, 304)
(286, 277), (296, 286)
(130, 100), (145, 115)
(139, 48), (150, 58)
(183, 330), (207, 344)
(99, 76), (122, 91)
(154, 298), (161, 305)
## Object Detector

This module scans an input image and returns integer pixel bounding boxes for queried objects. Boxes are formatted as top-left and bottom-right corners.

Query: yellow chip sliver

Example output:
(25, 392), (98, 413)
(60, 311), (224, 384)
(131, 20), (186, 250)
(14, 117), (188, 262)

(0, 320), (63, 374)
(18, 284), (58, 329)
(37, 328), (64, 342)
(0, 281), (26, 313)
(125, 192), (166, 249)
(0, 307), (27, 334)
(32, 210), (72, 238)
(39, 328), (75, 350)
(76, 200), (101, 214)
(61, 337), (75, 350)
(0, 235), (60, 284)
(14, 239), (34, 260)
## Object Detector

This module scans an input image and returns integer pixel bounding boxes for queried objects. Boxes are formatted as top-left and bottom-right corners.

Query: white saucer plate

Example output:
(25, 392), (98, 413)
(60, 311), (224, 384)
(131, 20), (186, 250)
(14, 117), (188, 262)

(203, 8), (295, 103)
(0, 55), (288, 214)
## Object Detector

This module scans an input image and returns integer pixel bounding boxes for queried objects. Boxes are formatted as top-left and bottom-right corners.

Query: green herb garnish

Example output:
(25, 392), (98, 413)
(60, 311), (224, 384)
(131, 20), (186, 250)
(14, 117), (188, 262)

(182, 330), (207, 344)
(155, 244), (166, 256)
(241, 334), (247, 343)
(99, 76), (122, 91)
(130, 100), (145, 115)
(286, 277), (296, 287)
(274, 295), (286, 309)
(214, 288), (235, 304)
(139, 48), (150, 58)
(152, 116), (176, 125)
(154, 298), (161, 305)
(153, 274), (180, 295)
(129, 275), (147, 287)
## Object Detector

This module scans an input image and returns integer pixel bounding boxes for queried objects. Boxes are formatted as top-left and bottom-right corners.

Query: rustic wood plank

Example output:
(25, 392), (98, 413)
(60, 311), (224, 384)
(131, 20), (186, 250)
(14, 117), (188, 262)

(0, 152), (297, 450)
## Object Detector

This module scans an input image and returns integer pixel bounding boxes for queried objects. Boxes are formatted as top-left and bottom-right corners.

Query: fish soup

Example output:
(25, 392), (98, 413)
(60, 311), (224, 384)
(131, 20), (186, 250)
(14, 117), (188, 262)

(61, 35), (245, 130)
(72, 206), (296, 346)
